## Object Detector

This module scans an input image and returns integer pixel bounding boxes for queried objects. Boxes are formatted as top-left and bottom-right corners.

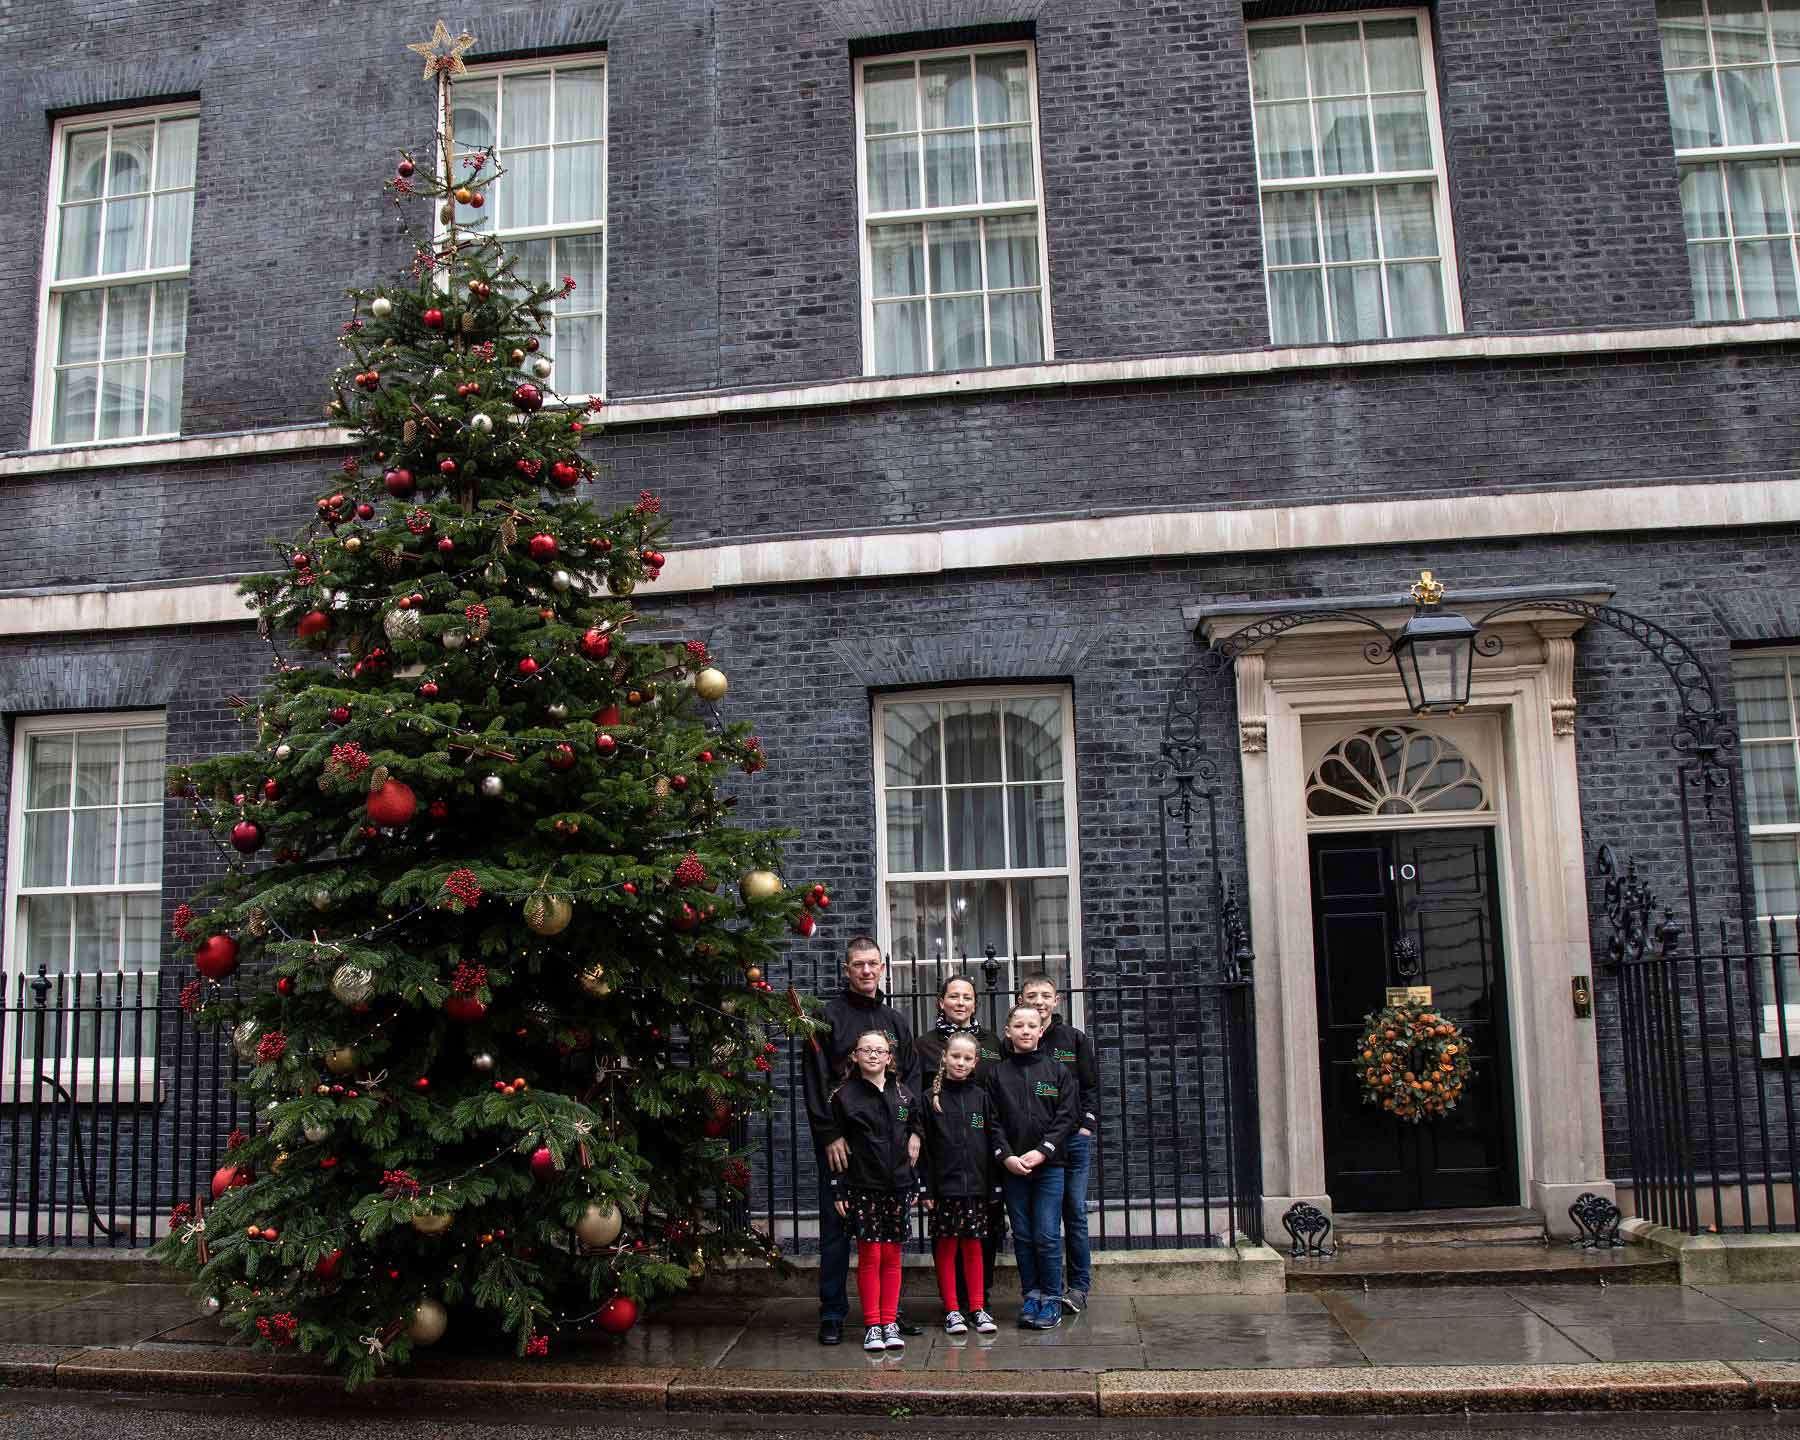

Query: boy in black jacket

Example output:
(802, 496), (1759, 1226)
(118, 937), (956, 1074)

(801, 936), (920, 1345)
(1021, 974), (1099, 1314)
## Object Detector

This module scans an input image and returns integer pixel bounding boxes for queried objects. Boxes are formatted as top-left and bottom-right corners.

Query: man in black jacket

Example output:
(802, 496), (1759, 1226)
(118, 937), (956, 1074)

(1020, 974), (1099, 1315)
(801, 934), (921, 1345)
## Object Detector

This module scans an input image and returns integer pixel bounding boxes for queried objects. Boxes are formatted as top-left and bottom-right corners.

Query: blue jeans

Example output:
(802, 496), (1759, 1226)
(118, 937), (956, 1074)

(1004, 1167), (1066, 1302)
(816, 1146), (849, 1322)
(1062, 1131), (1093, 1292)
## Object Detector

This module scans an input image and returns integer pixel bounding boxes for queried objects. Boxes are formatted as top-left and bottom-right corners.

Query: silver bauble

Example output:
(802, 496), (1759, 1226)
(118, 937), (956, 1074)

(302, 1122), (331, 1144)
(330, 963), (375, 1007)
(384, 608), (423, 642)
(370, 296), (392, 319)
(531, 356), (553, 378)
(442, 628), (469, 652)
(484, 563), (507, 585)
(201, 1295), (222, 1316)
(574, 1202), (623, 1248)
(546, 702), (568, 720)
(469, 412), (494, 434)
(310, 888), (333, 911)
(232, 1020), (261, 1062)
(480, 774), (504, 798)
(275, 744), (292, 762)
(550, 569), (572, 591)
(408, 1298), (448, 1345)
(471, 1051), (495, 1072)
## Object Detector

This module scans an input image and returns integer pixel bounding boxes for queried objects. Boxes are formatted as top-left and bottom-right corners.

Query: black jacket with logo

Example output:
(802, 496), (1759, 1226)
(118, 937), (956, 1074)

(1039, 1015), (1100, 1134)
(921, 1074), (1001, 1201)
(827, 1075), (924, 1195)
(984, 1048), (1081, 1167)
(801, 987), (919, 1148)
(915, 1023), (1004, 1086)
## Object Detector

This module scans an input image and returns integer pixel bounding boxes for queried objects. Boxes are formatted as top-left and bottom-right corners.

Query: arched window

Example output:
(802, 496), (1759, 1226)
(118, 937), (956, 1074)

(1306, 725), (1489, 818)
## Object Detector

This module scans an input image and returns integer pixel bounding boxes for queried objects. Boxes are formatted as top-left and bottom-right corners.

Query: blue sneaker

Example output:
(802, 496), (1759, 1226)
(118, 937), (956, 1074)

(1031, 1300), (1063, 1330)
(1017, 1295), (1040, 1328)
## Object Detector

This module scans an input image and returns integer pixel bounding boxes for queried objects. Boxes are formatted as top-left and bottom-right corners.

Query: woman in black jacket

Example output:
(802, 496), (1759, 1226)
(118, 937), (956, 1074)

(921, 1032), (1000, 1336)
(914, 975), (1003, 1084)
(985, 1003), (1080, 1330)
(828, 1030), (922, 1353)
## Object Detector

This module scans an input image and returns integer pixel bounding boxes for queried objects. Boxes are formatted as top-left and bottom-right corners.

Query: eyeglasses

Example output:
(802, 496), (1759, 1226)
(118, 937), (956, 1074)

(854, 1047), (891, 1057)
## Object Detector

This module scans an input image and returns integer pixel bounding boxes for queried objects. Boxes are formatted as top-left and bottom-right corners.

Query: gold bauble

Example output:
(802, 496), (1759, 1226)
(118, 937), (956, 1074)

(738, 869), (783, 902)
(410, 1212), (453, 1236)
(607, 573), (636, 597)
(408, 1297), (448, 1344)
(343, 536), (362, 553)
(232, 1020), (262, 1062)
(324, 1047), (358, 1076)
(694, 667), (728, 702)
(578, 963), (611, 998)
(574, 1202), (623, 1248)
(523, 892), (573, 937)
(271, 1150), (290, 1173)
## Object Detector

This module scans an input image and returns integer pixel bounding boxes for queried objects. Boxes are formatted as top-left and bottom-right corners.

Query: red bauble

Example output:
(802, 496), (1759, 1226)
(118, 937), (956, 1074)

(513, 382), (544, 412)
(437, 536), (455, 553)
(261, 778), (280, 801)
(671, 902), (700, 933)
(276, 976), (294, 996)
(595, 704), (622, 726)
(428, 800), (450, 819)
(195, 934), (239, 980)
(527, 533), (558, 561)
(549, 460), (580, 489)
(366, 779), (418, 827)
(549, 743), (577, 771)
(467, 190), (485, 209)
(296, 610), (331, 641)
(422, 308), (445, 329)
(313, 1248), (344, 1280)
(330, 706), (352, 725)
(384, 468), (415, 498)
(517, 657), (540, 677)
(595, 733), (617, 755)
(355, 502), (375, 520)
(794, 912), (817, 938)
(211, 1163), (251, 1199)
(230, 820), (263, 855)
(419, 681), (439, 698)
(597, 1297), (638, 1334)
(580, 628), (611, 660)
(396, 158), (415, 178)
(438, 458), (458, 476)
(444, 994), (487, 1023)
(529, 1145), (560, 1181)
(702, 1103), (732, 1139)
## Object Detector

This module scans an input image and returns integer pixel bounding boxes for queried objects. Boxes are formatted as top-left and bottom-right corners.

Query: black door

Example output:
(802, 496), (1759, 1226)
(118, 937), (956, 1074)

(1311, 827), (1518, 1212)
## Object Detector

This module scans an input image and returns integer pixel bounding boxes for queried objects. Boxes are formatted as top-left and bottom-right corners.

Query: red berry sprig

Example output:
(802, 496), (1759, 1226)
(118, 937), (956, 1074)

(444, 869), (483, 907)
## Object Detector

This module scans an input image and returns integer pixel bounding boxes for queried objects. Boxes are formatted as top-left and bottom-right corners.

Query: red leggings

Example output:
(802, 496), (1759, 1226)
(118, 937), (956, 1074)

(932, 1236), (986, 1314)
(857, 1241), (903, 1326)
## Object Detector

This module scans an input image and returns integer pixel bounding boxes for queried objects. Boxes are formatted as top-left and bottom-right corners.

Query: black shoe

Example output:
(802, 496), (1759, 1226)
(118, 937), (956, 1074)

(896, 1315), (924, 1337)
(818, 1319), (843, 1345)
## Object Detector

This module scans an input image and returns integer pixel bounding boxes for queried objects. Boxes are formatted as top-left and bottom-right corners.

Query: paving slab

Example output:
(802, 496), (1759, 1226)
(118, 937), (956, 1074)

(1557, 1319), (1800, 1362)
(0, 1341), (91, 1387)
(0, 1289), (201, 1346)
(1510, 1283), (1742, 1326)
(1700, 1281), (1800, 1311)
(1343, 1313), (1594, 1366)
(667, 1364), (1100, 1415)
(1320, 1287), (1529, 1323)
(930, 1339), (1146, 1371)
(0, 1280), (108, 1303)
(1136, 1292), (1329, 1316)
(716, 1327), (941, 1370)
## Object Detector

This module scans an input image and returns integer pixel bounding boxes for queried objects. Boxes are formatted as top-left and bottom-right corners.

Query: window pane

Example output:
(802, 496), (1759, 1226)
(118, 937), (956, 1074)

(949, 879), (1008, 958)
(887, 881), (948, 967)
(1263, 190), (1320, 264)
(454, 80), (498, 149)
(1379, 183), (1439, 257)
(23, 896), (72, 975)
(930, 295), (984, 368)
(1659, 1), (1712, 67)
(554, 231), (605, 301)
(23, 812), (70, 888)
(864, 63), (917, 135)
(1249, 27), (1309, 101)
(75, 731), (121, 806)
(1738, 237), (1799, 313)
(57, 202), (101, 280)
(984, 214), (1040, 288)
(1321, 186), (1377, 261)
(1317, 98), (1374, 174)
(924, 130), (976, 207)
(1386, 261), (1448, 336)
(1012, 877), (1070, 959)
(1365, 19), (1424, 92)
(1690, 240), (1741, 317)
(1682, 164), (1730, 237)
(1776, 0), (1800, 59)
(1747, 740), (1800, 824)
(929, 219), (981, 293)
(1785, 64), (1800, 137)
(866, 135), (920, 211)
(945, 701), (1003, 783)
(1754, 837), (1800, 917)
(1668, 70), (1724, 147)
(28, 733), (75, 807)
(987, 290), (1044, 366)
(506, 74), (552, 147)
(156, 116), (198, 188)
(555, 68), (604, 141)
(1329, 265), (1387, 341)
(104, 284), (150, 359)
(98, 362), (146, 440)
(1373, 95), (1431, 171)
(71, 809), (120, 886)
(946, 787), (1006, 870)
(553, 142), (604, 224)
(1721, 65), (1782, 144)
(873, 300), (927, 373)
(1004, 697), (1064, 781)
(57, 289), (103, 364)
(1009, 784), (1067, 868)
(146, 358), (184, 435)
(101, 195), (148, 273)
(1729, 159), (1790, 234)
(149, 189), (193, 269)
(108, 125), (153, 195)
(123, 895), (160, 975)
(975, 52), (1031, 124)
(1712, 0), (1774, 64)
(884, 702), (942, 786)
(871, 224), (925, 298)
(73, 894), (122, 973)
(886, 789), (945, 873)
(119, 806), (162, 884)
(122, 728), (165, 802)
(1736, 657), (1796, 736)
(52, 369), (99, 445)
(1269, 268), (1327, 344)
(498, 148), (550, 228)
(921, 56), (974, 129)
(1256, 101), (1316, 180)
(1308, 24), (1365, 97)
(979, 125), (1035, 202)
(64, 131), (107, 201)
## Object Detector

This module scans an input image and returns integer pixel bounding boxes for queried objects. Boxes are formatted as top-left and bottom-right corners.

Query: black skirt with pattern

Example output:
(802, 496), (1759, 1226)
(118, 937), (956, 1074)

(928, 1193), (989, 1240)
(846, 1186), (912, 1243)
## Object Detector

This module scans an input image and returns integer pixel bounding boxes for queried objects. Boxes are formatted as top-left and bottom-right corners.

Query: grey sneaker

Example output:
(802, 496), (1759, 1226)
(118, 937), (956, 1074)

(863, 1324), (886, 1352)
(973, 1308), (998, 1334)
(883, 1321), (905, 1349)
(1061, 1288), (1087, 1314)
(943, 1310), (968, 1335)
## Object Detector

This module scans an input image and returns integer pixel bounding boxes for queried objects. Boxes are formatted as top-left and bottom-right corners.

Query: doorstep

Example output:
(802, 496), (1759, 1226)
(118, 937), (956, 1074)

(1624, 1219), (1800, 1285)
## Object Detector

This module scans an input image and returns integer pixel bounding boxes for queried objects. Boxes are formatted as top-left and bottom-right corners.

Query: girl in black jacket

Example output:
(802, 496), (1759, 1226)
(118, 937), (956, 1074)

(828, 1029), (922, 1353)
(922, 1032), (1000, 1336)
(985, 1003), (1080, 1330)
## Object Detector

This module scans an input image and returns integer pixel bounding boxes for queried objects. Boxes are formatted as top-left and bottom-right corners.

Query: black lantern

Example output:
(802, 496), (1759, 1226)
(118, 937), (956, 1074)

(1389, 572), (1479, 714)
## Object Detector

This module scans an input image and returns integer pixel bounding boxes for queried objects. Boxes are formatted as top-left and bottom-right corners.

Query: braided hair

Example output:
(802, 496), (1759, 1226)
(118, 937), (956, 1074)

(930, 1032), (981, 1113)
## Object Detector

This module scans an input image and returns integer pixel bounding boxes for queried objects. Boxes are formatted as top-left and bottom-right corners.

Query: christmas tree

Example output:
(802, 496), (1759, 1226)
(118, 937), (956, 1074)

(151, 22), (822, 1384)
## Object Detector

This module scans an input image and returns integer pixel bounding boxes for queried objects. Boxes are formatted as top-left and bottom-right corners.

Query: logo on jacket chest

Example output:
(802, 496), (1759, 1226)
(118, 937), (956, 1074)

(1053, 1048), (1075, 1063)
(1034, 1080), (1059, 1099)
(970, 1111), (985, 1130)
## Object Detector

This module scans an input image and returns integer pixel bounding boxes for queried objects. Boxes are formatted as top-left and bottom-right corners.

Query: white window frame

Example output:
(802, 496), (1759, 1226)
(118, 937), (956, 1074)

(30, 102), (198, 452)
(1245, 8), (1463, 344)
(443, 54), (609, 401)
(853, 41), (1056, 376)
(1656, 0), (1800, 321)
(872, 685), (1082, 1011)
(3, 711), (167, 1102)
(1735, 648), (1800, 1057)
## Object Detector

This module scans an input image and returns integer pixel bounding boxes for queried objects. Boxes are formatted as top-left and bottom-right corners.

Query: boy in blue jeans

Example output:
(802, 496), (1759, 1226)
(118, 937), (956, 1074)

(1020, 975), (1099, 1314)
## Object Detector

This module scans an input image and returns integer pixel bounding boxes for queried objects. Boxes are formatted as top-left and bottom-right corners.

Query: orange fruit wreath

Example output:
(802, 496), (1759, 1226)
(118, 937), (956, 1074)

(1354, 1000), (1473, 1123)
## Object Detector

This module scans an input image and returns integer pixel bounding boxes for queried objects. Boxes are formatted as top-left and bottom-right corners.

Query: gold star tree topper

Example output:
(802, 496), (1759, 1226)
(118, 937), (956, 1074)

(408, 20), (476, 79)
